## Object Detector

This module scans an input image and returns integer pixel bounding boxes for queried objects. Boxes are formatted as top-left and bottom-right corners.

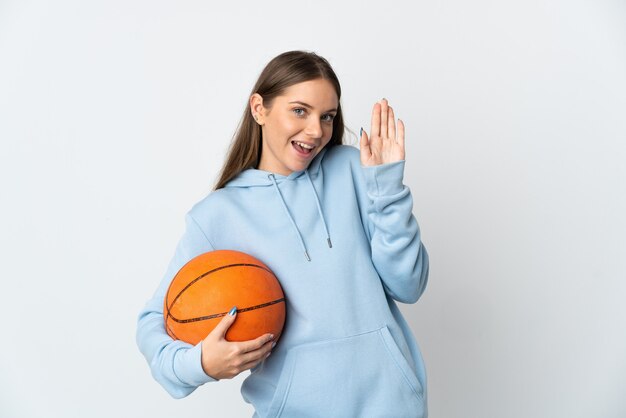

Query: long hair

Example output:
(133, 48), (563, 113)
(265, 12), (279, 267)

(213, 51), (345, 190)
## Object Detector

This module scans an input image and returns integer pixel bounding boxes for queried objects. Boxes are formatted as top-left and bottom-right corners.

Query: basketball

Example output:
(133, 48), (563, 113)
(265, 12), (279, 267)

(163, 250), (286, 345)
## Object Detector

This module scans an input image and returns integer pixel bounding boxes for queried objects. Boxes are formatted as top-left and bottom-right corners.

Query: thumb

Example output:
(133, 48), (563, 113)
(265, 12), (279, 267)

(212, 306), (237, 340)
(359, 127), (371, 164)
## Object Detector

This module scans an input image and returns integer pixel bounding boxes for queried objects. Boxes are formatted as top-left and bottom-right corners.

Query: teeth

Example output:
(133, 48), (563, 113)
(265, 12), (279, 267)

(294, 141), (314, 150)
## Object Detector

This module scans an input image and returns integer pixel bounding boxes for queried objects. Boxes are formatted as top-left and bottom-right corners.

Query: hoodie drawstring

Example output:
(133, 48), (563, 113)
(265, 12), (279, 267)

(305, 170), (333, 249)
(268, 172), (332, 261)
(268, 173), (311, 261)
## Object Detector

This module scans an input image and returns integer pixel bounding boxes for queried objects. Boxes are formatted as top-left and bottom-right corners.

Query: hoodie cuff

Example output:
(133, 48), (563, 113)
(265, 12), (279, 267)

(362, 160), (406, 197)
(173, 342), (218, 386)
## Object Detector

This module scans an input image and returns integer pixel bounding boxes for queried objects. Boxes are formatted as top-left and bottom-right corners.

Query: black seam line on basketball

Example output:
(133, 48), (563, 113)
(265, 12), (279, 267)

(165, 263), (273, 318)
(168, 298), (286, 324)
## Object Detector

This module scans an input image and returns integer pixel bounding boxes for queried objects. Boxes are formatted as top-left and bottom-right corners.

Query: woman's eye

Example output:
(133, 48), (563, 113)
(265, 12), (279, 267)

(293, 108), (306, 116)
(322, 114), (335, 122)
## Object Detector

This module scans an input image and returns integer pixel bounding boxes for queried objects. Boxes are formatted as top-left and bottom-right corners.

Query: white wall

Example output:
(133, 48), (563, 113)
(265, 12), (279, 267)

(1, 0), (625, 417)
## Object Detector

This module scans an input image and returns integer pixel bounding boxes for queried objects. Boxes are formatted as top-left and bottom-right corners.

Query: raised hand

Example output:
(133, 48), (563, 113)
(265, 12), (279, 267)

(360, 98), (405, 166)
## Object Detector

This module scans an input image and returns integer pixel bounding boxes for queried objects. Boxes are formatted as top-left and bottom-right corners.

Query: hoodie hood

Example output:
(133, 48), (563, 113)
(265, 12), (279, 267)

(224, 147), (328, 188)
(224, 147), (331, 261)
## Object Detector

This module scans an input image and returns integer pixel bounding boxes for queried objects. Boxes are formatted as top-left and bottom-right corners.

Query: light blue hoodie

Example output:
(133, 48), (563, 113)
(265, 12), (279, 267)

(136, 144), (430, 417)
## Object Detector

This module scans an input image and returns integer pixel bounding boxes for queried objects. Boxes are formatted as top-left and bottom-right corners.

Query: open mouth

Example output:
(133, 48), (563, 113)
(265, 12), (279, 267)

(291, 140), (315, 155)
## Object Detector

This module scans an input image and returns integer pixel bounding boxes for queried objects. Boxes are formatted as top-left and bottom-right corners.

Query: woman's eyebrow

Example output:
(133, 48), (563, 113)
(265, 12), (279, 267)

(288, 100), (337, 113)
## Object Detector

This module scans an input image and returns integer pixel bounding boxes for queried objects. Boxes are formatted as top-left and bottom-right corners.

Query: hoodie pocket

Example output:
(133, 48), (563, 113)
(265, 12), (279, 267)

(265, 326), (424, 418)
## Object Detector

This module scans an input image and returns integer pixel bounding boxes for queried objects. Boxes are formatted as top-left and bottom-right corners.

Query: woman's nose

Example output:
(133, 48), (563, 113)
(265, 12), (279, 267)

(305, 118), (323, 139)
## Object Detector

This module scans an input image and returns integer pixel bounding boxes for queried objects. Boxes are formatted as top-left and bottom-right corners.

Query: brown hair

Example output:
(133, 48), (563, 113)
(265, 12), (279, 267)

(213, 50), (345, 190)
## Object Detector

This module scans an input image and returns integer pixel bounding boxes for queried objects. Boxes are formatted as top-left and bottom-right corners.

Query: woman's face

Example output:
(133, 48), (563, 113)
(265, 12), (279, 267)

(252, 78), (338, 176)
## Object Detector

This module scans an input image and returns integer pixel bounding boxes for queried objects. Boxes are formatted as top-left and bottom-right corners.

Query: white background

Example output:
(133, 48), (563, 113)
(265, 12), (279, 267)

(1, 0), (625, 417)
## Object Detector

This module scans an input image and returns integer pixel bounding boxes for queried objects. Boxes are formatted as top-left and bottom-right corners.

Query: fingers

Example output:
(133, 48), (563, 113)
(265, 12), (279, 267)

(227, 335), (274, 375)
(237, 332), (275, 354)
(238, 337), (275, 367)
(370, 102), (381, 139)
(212, 306), (238, 339)
(201, 319), (276, 380)
(380, 98), (388, 139)
(397, 118), (405, 149)
(388, 104), (396, 140)
(359, 127), (371, 163)
(363, 98), (405, 166)
(371, 98), (398, 140)
(239, 352), (271, 372)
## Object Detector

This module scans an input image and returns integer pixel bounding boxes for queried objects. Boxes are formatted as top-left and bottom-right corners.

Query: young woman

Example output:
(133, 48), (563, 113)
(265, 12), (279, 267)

(136, 50), (430, 417)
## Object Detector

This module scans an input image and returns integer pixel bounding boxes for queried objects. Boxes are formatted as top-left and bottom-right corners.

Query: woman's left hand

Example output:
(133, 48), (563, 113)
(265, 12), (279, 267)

(360, 98), (405, 166)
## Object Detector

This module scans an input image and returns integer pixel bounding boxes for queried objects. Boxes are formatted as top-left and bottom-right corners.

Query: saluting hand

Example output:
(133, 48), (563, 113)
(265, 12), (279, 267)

(360, 98), (405, 166)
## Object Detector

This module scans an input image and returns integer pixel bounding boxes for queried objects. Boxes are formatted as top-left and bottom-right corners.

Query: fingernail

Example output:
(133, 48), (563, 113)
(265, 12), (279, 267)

(266, 352), (272, 358)
(359, 127), (363, 137)
(228, 306), (237, 316)
(272, 342), (277, 348)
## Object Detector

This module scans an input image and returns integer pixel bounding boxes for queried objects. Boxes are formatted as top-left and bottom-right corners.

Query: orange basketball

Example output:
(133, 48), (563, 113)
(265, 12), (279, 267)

(164, 250), (286, 345)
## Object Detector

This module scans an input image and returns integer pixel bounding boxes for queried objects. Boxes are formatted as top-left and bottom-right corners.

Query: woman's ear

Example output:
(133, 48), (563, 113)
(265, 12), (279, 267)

(250, 93), (265, 125)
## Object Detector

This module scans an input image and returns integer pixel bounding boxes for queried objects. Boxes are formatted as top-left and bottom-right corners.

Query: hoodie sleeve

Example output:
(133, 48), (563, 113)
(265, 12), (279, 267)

(360, 160), (429, 304)
(136, 213), (218, 398)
